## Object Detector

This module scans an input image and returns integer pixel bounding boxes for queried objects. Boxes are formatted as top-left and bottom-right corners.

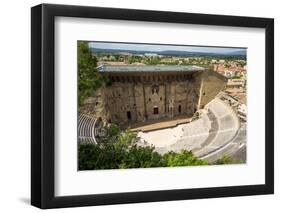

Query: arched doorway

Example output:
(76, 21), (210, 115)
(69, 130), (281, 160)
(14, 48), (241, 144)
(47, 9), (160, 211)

(178, 105), (181, 113)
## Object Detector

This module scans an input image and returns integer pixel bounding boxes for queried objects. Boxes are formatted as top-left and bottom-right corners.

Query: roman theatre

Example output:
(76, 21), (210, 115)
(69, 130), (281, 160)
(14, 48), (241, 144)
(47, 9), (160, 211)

(79, 65), (246, 162)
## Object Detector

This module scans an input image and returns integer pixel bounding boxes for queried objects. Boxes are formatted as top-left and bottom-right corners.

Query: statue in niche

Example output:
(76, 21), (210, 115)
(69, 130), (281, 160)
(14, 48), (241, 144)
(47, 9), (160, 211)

(151, 84), (159, 95)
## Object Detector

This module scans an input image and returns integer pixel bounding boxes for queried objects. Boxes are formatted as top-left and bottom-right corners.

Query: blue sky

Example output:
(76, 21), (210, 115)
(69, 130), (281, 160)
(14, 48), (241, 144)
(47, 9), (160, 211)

(88, 42), (246, 54)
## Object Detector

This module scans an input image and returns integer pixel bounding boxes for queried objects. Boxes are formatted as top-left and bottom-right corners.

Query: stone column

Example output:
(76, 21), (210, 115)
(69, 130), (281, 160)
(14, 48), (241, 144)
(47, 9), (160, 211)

(142, 82), (147, 122)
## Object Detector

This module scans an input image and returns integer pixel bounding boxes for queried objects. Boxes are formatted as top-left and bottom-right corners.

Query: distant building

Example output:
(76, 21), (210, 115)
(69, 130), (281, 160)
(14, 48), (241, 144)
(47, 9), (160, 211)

(144, 53), (159, 57)
(227, 79), (245, 89)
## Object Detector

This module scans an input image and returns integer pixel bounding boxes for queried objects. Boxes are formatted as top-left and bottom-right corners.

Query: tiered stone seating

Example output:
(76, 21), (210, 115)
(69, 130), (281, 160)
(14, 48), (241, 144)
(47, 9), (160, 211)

(78, 114), (97, 143)
(208, 101), (228, 118)
(201, 123), (246, 162)
(154, 111), (212, 154)
(193, 98), (239, 157)
(182, 116), (210, 137)
(219, 115), (236, 130)
(152, 98), (241, 160)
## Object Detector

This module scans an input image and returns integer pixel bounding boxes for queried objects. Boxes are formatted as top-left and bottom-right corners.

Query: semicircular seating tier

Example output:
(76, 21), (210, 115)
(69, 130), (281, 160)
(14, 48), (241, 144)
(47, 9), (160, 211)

(78, 114), (98, 144)
(143, 98), (243, 162)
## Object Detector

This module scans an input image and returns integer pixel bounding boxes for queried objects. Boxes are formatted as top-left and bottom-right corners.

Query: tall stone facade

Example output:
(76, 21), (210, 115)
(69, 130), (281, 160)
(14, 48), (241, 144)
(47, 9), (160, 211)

(81, 65), (227, 126)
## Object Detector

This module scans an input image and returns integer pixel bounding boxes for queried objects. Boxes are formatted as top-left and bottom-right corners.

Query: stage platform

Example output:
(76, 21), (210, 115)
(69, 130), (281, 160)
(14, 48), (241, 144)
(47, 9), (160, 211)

(130, 116), (192, 132)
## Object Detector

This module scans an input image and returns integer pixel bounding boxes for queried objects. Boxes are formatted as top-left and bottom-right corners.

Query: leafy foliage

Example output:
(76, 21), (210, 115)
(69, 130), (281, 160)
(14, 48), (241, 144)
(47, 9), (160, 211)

(78, 41), (108, 106)
(215, 155), (233, 165)
(144, 57), (161, 65)
(163, 150), (208, 166)
(128, 55), (143, 64)
(79, 125), (208, 170)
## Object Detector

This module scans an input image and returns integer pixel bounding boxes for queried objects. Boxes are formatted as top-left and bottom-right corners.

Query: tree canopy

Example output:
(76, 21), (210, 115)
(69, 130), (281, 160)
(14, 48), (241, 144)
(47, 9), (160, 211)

(215, 155), (233, 165)
(78, 41), (107, 106)
(163, 150), (208, 167)
(79, 125), (208, 170)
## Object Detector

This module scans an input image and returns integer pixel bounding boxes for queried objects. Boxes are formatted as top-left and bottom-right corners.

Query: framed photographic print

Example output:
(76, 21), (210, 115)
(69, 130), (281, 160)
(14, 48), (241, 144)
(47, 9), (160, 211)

(31, 3), (274, 209)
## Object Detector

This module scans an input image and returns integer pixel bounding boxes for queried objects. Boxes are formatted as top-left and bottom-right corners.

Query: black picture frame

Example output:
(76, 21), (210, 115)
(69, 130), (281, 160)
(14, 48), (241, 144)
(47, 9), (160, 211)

(31, 3), (274, 209)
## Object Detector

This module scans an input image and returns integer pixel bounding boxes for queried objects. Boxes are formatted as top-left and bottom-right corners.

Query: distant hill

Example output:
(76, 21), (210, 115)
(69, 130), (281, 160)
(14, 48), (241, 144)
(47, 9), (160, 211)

(227, 50), (247, 56)
(90, 47), (246, 57)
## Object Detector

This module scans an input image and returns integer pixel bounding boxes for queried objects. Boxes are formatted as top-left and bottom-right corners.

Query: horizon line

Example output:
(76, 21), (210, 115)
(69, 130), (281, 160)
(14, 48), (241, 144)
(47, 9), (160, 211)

(85, 41), (247, 55)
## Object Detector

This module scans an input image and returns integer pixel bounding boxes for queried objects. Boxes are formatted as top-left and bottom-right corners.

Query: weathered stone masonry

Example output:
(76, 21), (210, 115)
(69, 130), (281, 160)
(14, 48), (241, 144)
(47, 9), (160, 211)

(82, 65), (227, 126)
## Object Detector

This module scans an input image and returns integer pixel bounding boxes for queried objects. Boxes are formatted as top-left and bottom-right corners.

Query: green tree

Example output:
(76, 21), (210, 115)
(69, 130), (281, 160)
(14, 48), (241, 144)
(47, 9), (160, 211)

(120, 145), (165, 169)
(78, 41), (107, 106)
(163, 150), (208, 166)
(215, 155), (233, 165)
(79, 124), (123, 170)
(224, 64), (231, 68)
(78, 125), (164, 170)
(145, 57), (161, 65)
(79, 125), (209, 170)
(128, 55), (142, 64)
